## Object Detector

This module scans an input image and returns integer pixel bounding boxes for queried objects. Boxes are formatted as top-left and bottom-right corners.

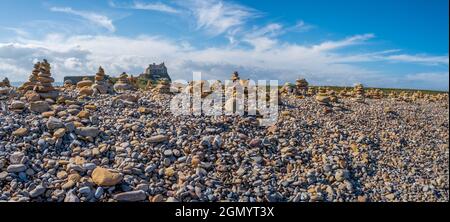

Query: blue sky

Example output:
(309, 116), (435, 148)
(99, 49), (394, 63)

(0, 0), (448, 90)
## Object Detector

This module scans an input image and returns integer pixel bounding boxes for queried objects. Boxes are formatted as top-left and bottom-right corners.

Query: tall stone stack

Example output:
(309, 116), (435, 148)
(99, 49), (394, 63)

(295, 79), (309, 96)
(19, 62), (41, 92)
(29, 59), (59, 100)
(114, 72), (135, 92)
(353, 84), (365, 103)
(231, 71), (240, 83)
(153, 79), (171, 94)
(315, 88), (331, 106)
(92, 66), (111, 94)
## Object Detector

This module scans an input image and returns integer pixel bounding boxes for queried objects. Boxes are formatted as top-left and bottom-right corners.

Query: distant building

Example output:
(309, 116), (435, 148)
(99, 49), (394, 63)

(140, 63), (172, 83)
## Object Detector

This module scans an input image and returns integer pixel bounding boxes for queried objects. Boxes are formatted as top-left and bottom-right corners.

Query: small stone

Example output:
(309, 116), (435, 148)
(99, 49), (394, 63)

(91, 167), (123, 186)
(9, 152), (25, 164)
(64, 191), (80, 202)
(46, 117), (64, 130)
(148, 135), (168, 143)
(76, 127), (100, 138)
(53, 128), (66, 138)
(165, 167), (175, 177)
(12, 128), (28, 137)
(7, 164), (27, 173)
(113, 190), (147, 202)
(29, 185), (46, 198)
(94, 187), (104, 199)
(151, 194), (164, 202)
(30, 101), (50, 113)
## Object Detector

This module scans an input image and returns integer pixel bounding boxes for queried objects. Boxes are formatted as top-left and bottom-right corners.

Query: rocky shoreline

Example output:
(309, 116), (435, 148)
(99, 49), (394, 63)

(0, 88), (448, 202)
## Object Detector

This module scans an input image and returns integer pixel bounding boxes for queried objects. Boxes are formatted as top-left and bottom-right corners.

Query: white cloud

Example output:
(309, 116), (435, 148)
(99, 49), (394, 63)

(1, 33), (447, 90)
(386, 54), (449, 66)
(50, 7), (116, 32)
(109, 1), (180, 14)
(312, 33), (375, 52)
(132, 2), (180, 13)
(181, 0), (258, 36)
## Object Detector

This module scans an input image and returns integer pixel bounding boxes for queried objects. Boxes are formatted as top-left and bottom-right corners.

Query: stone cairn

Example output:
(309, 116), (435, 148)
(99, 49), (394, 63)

(231, 71), (240, 83)
(18, 62), (40, 92)
(315, 87), (331, 106)
(77, 77), (94, 96)
(328, 90), (338, 103)
(306, 87), (316, 96)
(0, 77), (11, 87)
(367, 89), (383, 99)
(34, 60), (59, 100)
(153, 79), (171, 94)
(114, 72), (135, 92)
(63, 80), (75, 90)
(295, 78), (309, 96)
(281, 83), (295, 95)
(92, 66), (111, 94)
(353, 84), (365, 103)
(20, 60), (59, 101)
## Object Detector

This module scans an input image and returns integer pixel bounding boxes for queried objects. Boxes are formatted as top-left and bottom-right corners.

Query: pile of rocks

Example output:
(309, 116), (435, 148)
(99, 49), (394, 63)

(153, 79), (171, 94)
(92, 66), (111, 94)
(281, 83), (295, 95)
(353, 84), (365, 103)
(0, 77), (10, 87)
(63, 80), (75, 90)
(19, 60), (59, 100)
(315, 88), (331, 106)
(367, 89), (384, 99)
(231, 71), (240, 82)
(33, 60), (59, 100)
(306, 87), (316, 96)
(114, 72), (135, 92)
(76, 77), (94, 96)
(328, 90), (338, 103)
(295, 79), (309, 96)
(18, 62), (41, 92)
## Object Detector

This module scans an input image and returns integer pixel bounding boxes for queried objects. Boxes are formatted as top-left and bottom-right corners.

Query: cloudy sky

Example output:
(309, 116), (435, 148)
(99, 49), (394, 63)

(0, 0), (448, 90)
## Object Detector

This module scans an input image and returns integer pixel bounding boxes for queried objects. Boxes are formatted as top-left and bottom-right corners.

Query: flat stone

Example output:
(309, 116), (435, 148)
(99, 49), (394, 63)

(113, 190), (147, 202)
(7, 164), (27, 173)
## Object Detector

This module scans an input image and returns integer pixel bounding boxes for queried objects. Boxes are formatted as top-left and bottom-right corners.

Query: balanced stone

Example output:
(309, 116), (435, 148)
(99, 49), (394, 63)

(114, 72), (135, 92)
(315, 88), (331, 106)
(92, 66), (112, 94)
(353, 84), (365, 103)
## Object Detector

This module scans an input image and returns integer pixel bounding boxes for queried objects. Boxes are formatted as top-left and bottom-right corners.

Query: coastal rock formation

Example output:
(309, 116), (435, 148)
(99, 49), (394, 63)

(153, 79), (171, 94)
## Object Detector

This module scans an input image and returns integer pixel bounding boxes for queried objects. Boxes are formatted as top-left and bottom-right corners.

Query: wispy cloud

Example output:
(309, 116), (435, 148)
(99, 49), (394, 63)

(386, 54), (449, 65)
(288, 20), (314, 32)
(50, 7), (116, 32)
(180, 0), (258, 36)
(109, 1), (180, 14)
(312, 33), (375, 51)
